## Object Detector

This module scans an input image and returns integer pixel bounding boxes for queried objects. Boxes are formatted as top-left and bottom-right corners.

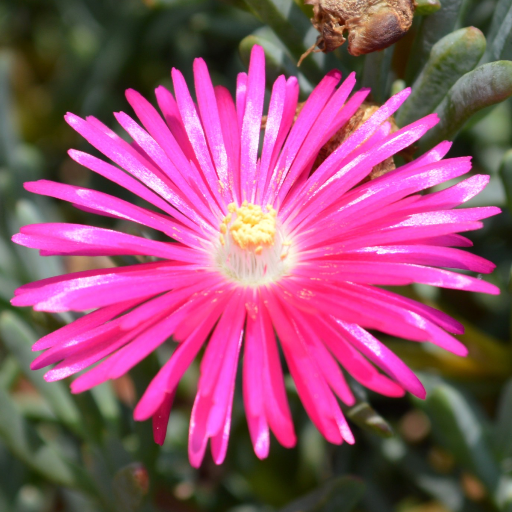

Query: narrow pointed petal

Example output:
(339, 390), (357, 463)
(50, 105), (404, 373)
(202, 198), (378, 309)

(153, 390), (176, 446)
(239, 45), (265, 202)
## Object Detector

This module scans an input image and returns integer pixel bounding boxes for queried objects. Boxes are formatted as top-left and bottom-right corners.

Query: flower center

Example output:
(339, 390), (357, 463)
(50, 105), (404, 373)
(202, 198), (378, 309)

(215, 202), (293, 285)
(221, 201), (277, 252)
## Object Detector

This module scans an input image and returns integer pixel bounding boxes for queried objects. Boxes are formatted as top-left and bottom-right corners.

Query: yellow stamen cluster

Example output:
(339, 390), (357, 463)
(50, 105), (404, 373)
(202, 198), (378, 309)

(220, 201), (277, 254)
(215, 201), (294, 286)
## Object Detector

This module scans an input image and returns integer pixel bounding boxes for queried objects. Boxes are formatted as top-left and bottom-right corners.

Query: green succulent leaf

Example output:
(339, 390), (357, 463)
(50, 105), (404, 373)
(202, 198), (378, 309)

(482, 0), (512, 63)
(12, 200), (64, 283)
(240, 30), (312, 95)
(499, 149), (512, 213)
(344, 401), (394, 439)
(494, 379), (512, 463)
(415, 0), (442, 16)
(388, 445), (466, 512)
(420, 60), (512, 149)
(0, 274), (18, 303)
(362, 47), (394, 104)
(0, 312), (83, 436)
(0, 357), (19, 390)
(0, 384), (95, 492)
(241, 0), (336, 83)
(0, 53), (20, 171)
(416, 380), (500, 496)
(279, 476), (365, 512)
(406, 0), (464, 82)
(397, 27), (486, 127)
(144, 0), (205, 7)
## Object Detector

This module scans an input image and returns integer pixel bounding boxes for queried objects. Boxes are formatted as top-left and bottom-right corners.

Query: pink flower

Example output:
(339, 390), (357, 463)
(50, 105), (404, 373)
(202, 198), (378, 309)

(12, 45), (499, 467)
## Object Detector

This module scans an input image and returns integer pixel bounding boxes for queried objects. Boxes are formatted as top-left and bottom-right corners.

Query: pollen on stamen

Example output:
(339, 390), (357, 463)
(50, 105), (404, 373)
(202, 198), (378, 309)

(215, 202), (293, 286)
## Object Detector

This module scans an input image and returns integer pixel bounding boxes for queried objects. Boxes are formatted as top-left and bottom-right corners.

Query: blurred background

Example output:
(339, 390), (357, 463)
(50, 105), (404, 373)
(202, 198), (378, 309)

(0, 0), (511, 511)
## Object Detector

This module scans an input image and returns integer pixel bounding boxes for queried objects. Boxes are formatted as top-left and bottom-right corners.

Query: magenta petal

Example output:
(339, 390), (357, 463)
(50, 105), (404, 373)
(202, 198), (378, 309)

(412, 174), (492, 212)
(263, 288), (354, 445)
(188, 290), (246, 466)
(331, 245), (495, 274)
(23, 180), (201, 245)
(277, 72), (357, 203)
(172, 67), (225, 210)
(215, 85), (241, 204)
(239, 45), (266, 202)
(154, 85), (201, 168)
(244, 300), (271, 458)
(290, 310), (356, 406)
(290, 87), (413, 203)
(153, 389), (176, 446)
(294, 260), (499, 293)
(266, 77), (300, 193)
(121, 91), (220, 223)
(335, 320), (426, 399)
(264, 69), (342, 205)
(32, 299), (141, 351)
(12, 262), (197, 312)
(193, 58), (231, 200)
(209, 386), (235, 465)
(68, 149), (189, 223)
(288, 114), (441, 229)
(256, 75), (287, 204)
(65, 113), (199, 222)
(134, 290), (231, 422)
(48, 324), (148, 383)
(14, 223), (206, 261)
(312, 316), (406, 398)
(236, 72), (248, 130)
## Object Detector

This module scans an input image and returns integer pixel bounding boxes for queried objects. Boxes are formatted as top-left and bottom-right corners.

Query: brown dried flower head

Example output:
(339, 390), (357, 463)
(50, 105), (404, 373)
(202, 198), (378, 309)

(301, 0), (415, 62)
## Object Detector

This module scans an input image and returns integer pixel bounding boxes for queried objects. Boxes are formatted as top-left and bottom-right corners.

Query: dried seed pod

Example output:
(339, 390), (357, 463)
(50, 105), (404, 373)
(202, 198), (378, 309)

(302, 0), (415, 60)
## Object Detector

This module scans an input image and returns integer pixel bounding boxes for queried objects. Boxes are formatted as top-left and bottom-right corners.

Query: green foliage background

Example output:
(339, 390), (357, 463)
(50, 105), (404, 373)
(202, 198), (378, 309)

(0, 0), (511, 511)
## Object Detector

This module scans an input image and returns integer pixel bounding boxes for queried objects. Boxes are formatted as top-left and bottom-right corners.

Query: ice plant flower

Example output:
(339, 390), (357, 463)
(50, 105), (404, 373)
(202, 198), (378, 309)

(12, 45), (500, 467)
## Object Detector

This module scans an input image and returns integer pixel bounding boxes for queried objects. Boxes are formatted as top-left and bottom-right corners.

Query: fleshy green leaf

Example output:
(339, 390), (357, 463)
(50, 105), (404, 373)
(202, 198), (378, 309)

(72, 392), (109, 445)
(0, 384), (94, 492)
(0, 312), (84, 435)
(415, 380), (500, 496)
(12, 200), (64, 282)
(481, 0), (512, 63)
(494, 379), (512, 463)
(499, 149), (512, 213)
(0, 234), (18, 278)
(421, 60), (512, 149)
(361, 47), (394, 104)
(219, 0), (251, 9)
(415, 0), (442, 16)
(385, 442), (466, 512)
(240, 30), (313, 96)
(0, 274), (18, 303)
(279, 476), (365, 512)
(89, 383), (121, 428)
(344, 401), (394, 439)
(0, 52), (19, 170)
(406, 0), (464, 82)
(0, 357), (19, 389)
(397, 27), (486, 127)
(241, 0), (339, 83)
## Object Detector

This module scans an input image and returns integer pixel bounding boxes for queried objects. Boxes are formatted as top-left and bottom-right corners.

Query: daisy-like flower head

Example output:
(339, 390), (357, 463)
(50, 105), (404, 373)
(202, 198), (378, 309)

(12, 45), (500, 467)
